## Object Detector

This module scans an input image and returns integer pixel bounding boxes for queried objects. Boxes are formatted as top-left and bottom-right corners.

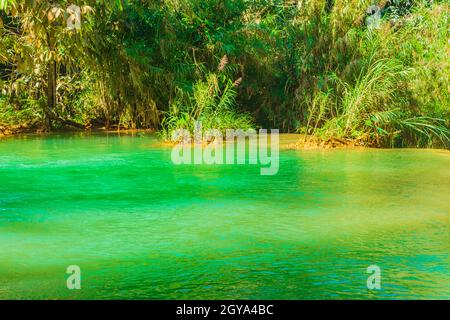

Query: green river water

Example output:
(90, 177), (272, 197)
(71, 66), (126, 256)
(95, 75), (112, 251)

(0, 133), (449, 299)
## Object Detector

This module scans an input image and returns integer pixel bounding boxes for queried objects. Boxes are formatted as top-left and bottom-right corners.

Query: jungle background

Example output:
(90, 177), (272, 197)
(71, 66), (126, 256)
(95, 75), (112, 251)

(0, 0), (449, 147)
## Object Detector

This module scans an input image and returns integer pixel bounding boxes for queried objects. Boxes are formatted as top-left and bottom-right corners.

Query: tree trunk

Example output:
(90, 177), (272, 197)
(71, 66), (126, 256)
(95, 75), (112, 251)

(46, 59), (57, 130)
(45, 27), (57, 131)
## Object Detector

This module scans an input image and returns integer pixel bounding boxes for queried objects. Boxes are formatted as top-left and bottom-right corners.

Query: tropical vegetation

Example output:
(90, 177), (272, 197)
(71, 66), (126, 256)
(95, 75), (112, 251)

(0, 0), (448, 147)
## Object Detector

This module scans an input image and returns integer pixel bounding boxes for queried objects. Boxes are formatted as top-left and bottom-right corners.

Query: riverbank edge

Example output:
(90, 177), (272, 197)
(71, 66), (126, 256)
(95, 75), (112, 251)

(0, 125), (156, 138)
(160, 134), (366, 150)
(1, 126), (449, 151)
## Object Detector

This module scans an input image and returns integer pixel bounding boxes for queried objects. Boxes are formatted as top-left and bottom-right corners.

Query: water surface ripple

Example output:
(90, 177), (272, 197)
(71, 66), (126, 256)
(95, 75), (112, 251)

(0, 134), (449, 299)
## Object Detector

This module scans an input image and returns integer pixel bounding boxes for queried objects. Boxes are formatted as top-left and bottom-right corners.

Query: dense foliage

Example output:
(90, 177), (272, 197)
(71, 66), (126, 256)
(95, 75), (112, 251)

(0, 0), (449, 147)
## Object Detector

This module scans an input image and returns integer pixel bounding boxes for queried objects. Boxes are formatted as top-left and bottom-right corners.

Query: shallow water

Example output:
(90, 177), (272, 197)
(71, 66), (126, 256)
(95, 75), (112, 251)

(0, 133), (449, 299)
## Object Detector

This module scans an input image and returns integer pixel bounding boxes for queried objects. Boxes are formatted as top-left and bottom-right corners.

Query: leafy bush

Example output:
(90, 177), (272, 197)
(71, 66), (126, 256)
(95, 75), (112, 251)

(161, 56), (253, 141)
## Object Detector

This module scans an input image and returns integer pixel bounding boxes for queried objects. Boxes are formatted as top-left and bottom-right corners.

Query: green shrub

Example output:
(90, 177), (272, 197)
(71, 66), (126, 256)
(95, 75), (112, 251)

(161, 56), (253, 141)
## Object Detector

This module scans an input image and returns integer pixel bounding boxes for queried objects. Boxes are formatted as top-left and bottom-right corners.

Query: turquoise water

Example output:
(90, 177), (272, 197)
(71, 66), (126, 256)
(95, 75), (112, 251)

(0, 133), (449, 299)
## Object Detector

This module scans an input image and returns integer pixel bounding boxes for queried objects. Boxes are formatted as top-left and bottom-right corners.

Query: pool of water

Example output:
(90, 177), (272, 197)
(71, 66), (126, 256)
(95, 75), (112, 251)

(0, 133), (449, 299)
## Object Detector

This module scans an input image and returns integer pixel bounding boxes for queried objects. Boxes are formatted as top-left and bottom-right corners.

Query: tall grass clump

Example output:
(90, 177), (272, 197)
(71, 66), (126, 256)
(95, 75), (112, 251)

(316, 56), (412, 145)
(296, 0), (449, 147)
(160, 56), (254, 141)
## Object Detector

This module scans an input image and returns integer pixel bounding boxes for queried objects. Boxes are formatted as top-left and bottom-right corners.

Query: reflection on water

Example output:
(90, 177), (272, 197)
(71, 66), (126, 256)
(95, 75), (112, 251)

(0, 133), (449, 299)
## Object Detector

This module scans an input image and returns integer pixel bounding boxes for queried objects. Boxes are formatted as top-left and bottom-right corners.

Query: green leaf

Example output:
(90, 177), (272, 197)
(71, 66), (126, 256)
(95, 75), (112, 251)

(116, 0), (123, 11)
(0, 0), (8, 10)
(116, 0), (129, 11)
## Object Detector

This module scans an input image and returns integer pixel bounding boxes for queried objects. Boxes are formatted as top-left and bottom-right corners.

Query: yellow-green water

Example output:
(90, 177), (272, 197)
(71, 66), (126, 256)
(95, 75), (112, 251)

(0, 133), (449, 299)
